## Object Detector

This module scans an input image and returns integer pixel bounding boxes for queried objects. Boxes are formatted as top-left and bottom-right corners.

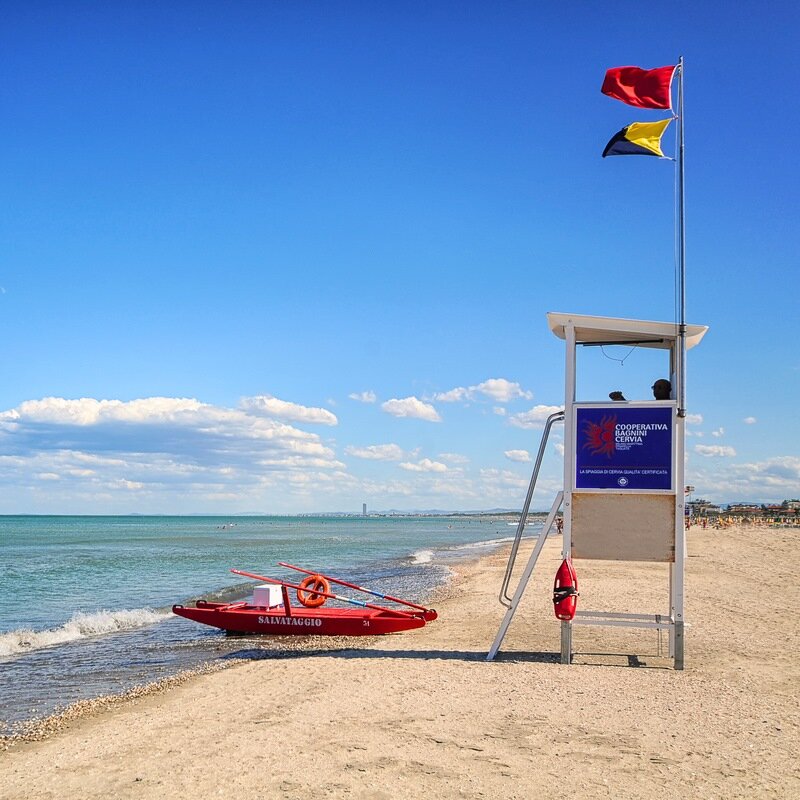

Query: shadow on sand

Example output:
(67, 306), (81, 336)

(220, 646), (672, 669)
(223, 647), (555, 664)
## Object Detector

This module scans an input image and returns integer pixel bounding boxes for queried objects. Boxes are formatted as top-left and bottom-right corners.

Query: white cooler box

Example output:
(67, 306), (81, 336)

(252, 584), (283, 609)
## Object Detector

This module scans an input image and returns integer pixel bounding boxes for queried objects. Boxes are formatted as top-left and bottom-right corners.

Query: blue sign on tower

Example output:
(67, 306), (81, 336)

(575, 406), (673, 490)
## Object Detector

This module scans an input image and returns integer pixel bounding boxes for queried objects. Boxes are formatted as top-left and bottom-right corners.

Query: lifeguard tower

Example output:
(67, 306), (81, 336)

(488, 311), (708, 669)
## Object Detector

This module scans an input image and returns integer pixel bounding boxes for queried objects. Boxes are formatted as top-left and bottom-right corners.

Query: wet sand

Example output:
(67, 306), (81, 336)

(1, 524), (798, 799)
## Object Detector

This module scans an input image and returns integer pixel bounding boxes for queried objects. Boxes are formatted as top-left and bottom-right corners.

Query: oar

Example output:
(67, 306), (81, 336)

(278, 562), (430, 612)
(230, 569), (416, 619)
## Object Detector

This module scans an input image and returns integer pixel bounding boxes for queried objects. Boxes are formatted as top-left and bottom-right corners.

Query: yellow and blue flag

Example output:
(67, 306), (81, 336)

(602, 118), (672, 158)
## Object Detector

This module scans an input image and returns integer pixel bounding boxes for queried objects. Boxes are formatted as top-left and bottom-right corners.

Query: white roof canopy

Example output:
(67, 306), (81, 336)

(547, 312), (708, 351)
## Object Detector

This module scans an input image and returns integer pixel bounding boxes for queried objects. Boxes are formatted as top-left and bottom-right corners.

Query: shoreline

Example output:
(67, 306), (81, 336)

(1, 525), (798, 798)
(0, 516), (523, 730)
(0, 539), (490, 748)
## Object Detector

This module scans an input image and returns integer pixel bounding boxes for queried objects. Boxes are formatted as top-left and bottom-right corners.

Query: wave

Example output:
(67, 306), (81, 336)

(451, 531), (544, 551)
(407, 530), (547, 565)
(0, 608), (172, 658)
(453, 536), (516, 550)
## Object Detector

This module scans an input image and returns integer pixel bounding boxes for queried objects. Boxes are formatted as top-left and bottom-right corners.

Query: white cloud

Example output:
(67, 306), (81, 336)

(685, 413), (703, 425)
(344, 443), (404, 461)
(1, 396), (205, 427)
(349, 391), (376, 403)
(509, 404), (563, 430)
(743, 417), (757, 425)
(381, 396), (441, 422)
(433, 387), (471, 403)
(479, 468), (528, 491)
(504, 449), (531, 463)
(116, 479), (145, 490)
(695, 444), (737, 458)
(0, 395), (349, 513)
(711, 427), (725, 438)
(434, 378), (532, 404)
(240, 395), (337, 426)
(687, 456), (800, 504)
(554, 443), (565, 456)
(67, 468), (95, 477)
(438, 452), (469, 465)
(493, 407), (506, 416)
(737, 456), (800, 484)
(398, 458), (448, 473)
(473, 379), (533, 402)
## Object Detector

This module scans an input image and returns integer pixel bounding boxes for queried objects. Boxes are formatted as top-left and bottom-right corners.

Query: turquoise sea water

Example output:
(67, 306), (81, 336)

(0, 514), (536, 733)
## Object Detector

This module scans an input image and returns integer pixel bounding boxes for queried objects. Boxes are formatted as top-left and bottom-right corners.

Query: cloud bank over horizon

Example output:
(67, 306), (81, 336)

(0, 390), (794, 513)
(0, 395), (345, 513)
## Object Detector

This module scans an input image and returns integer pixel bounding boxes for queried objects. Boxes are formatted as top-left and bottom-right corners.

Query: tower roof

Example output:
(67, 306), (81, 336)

(547, 312), (708, 350)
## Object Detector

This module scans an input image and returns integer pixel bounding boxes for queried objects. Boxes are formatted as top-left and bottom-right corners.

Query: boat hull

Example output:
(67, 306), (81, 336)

(172, 600), (431, 636)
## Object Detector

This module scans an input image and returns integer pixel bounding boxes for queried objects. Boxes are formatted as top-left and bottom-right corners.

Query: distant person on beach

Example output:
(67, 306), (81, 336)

(652, 379), (672, 400)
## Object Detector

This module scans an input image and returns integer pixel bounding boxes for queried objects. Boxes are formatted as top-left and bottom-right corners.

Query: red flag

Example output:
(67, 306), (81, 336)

(601, 65), (676, 110)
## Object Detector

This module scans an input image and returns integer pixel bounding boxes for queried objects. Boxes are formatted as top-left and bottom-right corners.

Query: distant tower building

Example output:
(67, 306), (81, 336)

(362, 503), (367, 516)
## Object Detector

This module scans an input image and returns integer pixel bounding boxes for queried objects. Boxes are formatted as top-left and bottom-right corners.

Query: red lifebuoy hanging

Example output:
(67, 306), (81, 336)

(297, 575), (330, 608)
(553, 559), (579, 621)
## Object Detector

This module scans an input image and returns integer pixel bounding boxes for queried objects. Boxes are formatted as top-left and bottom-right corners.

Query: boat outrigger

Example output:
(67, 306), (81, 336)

(172, 562), (437, 636)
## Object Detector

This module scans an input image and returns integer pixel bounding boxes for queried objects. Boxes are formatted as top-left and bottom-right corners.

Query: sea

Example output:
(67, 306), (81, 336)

(0, 514), (539, 735)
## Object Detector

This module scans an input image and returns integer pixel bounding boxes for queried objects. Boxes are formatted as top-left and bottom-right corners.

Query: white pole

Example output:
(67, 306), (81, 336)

(561, 322), (576, 664)
(677, 56), (686, 418)
(562, 322), (576, 561)
(674, 56), (687, 669)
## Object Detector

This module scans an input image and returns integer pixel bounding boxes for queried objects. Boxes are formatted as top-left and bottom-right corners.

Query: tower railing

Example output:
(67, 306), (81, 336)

(498, 410), (564, 608)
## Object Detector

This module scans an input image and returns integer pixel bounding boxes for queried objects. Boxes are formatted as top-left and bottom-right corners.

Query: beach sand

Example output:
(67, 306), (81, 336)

(1, 523), (798, 799)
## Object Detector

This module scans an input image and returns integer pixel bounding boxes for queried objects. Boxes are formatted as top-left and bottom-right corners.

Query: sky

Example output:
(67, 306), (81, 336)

(1, 2), (798, 514)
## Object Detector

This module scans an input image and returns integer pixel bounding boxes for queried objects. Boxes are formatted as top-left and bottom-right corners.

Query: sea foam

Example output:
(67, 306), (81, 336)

(409, 549), (434, 565)
(0, 608), (171, 658)
(453, 536), (517, 550)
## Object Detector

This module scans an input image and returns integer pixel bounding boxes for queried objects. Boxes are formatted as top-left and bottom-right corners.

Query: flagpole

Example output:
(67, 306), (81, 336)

(677, 56), (686, 418)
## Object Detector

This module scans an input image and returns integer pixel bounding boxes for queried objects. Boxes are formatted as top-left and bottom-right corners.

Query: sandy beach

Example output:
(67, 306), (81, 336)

(1, 523), (798, 799)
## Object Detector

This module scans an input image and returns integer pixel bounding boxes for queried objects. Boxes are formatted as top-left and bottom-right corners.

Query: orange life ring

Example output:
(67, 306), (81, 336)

(297, 575), (330, 608)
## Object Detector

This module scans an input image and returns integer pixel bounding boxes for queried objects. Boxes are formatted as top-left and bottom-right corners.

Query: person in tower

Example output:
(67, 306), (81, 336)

(652, 379), (672, 400)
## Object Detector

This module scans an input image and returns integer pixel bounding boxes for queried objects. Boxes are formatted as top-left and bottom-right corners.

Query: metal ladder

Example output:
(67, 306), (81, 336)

(487, 410), (564, 661)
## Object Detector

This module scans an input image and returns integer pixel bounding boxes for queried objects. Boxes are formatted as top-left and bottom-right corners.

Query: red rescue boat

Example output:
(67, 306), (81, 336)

(172, 563), (437, 637)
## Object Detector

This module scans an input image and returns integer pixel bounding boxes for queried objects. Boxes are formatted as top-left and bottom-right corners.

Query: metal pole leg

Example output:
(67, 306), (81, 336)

(487, 492), (563, 662)
(560, 620), (572, 664)
(673, 621), (684, 671)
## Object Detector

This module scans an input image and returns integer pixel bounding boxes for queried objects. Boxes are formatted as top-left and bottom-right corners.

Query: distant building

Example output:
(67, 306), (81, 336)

(687, 499), (721, 516)
(726, 504), (761, 515)
(362, 503), (367, 516)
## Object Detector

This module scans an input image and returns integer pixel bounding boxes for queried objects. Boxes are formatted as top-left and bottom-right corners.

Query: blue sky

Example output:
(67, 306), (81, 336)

(1, 3), (798, 513)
